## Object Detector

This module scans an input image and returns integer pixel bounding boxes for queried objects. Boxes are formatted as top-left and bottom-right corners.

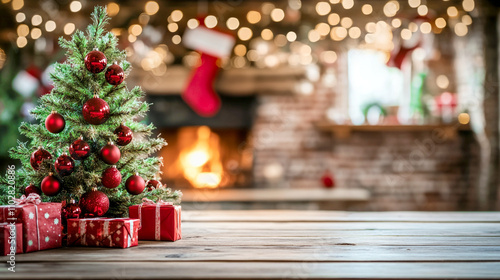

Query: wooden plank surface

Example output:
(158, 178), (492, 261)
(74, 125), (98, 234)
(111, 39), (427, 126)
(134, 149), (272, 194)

(2, 211), (500, 280)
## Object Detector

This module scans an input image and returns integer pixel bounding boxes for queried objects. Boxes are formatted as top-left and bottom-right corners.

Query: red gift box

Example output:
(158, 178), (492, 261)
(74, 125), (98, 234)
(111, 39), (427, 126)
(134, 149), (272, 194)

(67, 218), (140, 248)
(129, 199), (181, 241)
(0, 194), (62, 253)
(0, 223), (23, 256)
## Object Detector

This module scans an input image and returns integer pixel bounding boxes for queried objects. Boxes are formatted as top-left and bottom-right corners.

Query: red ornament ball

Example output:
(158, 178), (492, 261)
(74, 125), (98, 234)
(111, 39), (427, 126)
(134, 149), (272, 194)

(84, 50), (107, 73)
(69, 137), (91, 160)
(105, 63), (125, 85)
(146, 179), (162, 191)
(45, 111), (65, 133)
(41, 173), (62, 196)
(114, 124), (133, 146)
(321, 171), (335, 189)
(62, 199), (81, 220)
(101, 166), (121, 189)
(55, 154), (75, 176)
(82, 96), (110, 125)
(125, 174), (145, 195)
(30, 147), (52, 170)
(25, 183), (42, 196)
(100, 142), (121, 164)
(79, 188), (109, 217)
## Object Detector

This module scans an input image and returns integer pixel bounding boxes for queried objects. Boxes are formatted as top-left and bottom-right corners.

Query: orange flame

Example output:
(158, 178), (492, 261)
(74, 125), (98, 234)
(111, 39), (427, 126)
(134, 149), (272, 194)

(177, 126), (224, 188)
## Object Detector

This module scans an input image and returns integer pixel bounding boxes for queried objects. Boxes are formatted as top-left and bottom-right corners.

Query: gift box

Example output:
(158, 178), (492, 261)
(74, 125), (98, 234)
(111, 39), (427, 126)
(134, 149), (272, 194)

(67, 218), (140, 248)
(129, 198), (181, 241)
(0, 194), (62, 253)
(0, 223), (23, 256)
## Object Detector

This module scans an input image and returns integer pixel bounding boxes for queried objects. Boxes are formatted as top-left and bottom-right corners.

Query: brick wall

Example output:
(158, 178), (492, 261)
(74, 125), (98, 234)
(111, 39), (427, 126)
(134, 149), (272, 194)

(251, 70), (480, 211)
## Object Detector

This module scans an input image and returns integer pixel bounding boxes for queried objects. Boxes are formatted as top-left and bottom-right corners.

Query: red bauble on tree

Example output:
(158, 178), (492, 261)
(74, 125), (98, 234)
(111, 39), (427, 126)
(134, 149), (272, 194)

(321, 171), (335, 189)
(30, 147), (52, 170)
(125, 174), (145, 195)
(105, 63), (124, 85)
(84, 49), (107, 73)
(146, 179), (162, 191)
(79, 188), (109, 217)
(62, 199), (81, 220)
(69, 136), (91, 160)
(101, 166), (121, 189)
(114, 123), (133, 146)
(100, 142), (120, 164)
(41, 172), (62, 196)
(82, 95), (110, 125)
(45, 111), (65, 133)
(25, 183), (42, 196)
(55, 153), (75, 176)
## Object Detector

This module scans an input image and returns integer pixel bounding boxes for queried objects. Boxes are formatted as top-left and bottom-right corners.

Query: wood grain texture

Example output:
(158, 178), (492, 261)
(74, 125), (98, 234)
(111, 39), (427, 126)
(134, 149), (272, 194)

(2, 210), (499, 279)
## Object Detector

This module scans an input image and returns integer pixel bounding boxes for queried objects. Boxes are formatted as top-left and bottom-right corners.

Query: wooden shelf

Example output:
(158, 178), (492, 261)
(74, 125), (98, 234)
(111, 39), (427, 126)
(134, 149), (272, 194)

(181, 188), (370, 203)
(315, 121), (471, 139)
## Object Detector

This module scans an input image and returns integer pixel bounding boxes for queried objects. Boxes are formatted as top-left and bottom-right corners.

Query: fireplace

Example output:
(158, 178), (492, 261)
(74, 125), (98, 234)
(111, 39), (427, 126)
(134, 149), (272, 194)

(147, 94), (255, 190)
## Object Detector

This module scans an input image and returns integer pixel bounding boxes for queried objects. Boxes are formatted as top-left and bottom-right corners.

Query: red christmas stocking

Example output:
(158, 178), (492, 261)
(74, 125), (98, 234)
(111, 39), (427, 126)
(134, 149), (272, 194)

(183, 53), (221, 117)
(183, 22), (235, 117)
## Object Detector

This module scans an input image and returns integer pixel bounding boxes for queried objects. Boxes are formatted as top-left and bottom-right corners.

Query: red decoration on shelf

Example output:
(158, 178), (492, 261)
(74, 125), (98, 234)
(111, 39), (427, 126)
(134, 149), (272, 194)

(105, 63), (125, 85)
(41, 172), (62, 196)
(69, 136), (91, 160)
(84, 49), (107, 73)
(82, 95), (110, 125)
(125, 174), (145, 195)
(321, 171), (335, 189)
(146, 179), (162, 191)
(101, 166), (121, 189)
(30, 147), (52, 170)
(100, 142), (120, 164)
(114, 123), (133, 146)
(55, 153), (75, 176)
(79, 188), (109, 217)
(24, 183), (42, 196)
(45, 111), (65, 133)
(62, 199), (81, 220)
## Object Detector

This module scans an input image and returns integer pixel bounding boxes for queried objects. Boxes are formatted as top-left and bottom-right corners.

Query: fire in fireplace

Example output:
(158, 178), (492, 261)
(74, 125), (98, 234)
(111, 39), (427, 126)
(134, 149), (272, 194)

(159, 126), (252, 189)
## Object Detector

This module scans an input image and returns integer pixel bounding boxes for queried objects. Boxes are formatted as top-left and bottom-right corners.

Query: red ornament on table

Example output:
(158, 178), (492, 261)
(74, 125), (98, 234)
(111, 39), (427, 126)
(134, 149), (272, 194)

(69, 136), (91, 160)
(146, 179), (162, 191)
(105, 63), (124, 85)
(30, 147), (52, 170)
(84, 49), (107, 73)
(55, 153), (75, 176)
(41, 172), (62, 196)
(100, 141), (120, 164)
(125, 174), (145, 195)
(25, 183), (42, 196)
(321, 171), (335, 189)
(45, 111), (65, 133)
(101, 166), (121, 189)
(79, 188), (109, 217)
(82, 95), (110, 125)
(62, 199), (81, 220)
(114, 123), (133, 146)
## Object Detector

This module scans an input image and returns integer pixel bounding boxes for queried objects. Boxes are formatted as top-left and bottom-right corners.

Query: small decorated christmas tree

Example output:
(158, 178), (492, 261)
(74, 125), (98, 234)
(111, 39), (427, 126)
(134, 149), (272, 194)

(5, 6), (181, 217)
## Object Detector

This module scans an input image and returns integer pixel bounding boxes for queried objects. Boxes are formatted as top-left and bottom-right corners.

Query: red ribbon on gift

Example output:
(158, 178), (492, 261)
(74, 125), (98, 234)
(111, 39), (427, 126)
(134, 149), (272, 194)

(138, 198), (172, 240)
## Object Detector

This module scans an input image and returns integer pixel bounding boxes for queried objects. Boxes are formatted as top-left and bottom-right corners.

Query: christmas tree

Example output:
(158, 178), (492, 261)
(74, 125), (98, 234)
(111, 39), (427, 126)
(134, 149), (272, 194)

(4, 6), (181, 217)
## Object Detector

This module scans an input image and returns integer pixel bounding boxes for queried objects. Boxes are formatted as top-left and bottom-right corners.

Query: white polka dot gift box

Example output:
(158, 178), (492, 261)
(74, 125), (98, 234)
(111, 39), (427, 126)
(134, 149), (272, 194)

(66, 217), (140, 248)
(0, 194), (62, 253)
(0, 223), (23, 255)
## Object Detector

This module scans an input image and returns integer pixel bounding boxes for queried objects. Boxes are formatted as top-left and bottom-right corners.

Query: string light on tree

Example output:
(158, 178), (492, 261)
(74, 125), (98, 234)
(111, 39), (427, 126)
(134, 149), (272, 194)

(144, 1), (159, 15)
(171, 10), (183, 22)
(70, 1), (82, 12)
(270, 8), (285, 22)
(447, 6), (459, 17)
(342, 0), (354, 10)
(204, 15), (217, 28)
(408, 0), (421, 8)
(462, 0), (475, 12)
(106, 2), (120, 16)
(187, 18), (199, 29)
(435, 17), (447, 29)
(328, 13), (340, 26)
(64, 23), (75, 35)
(316, 2), (331, 16)
(392, 18), (402, 28)
(238, 27), (253, 41)
(348, 26), (361, 39)
(45, 20), (56, 32)
(383, 1), (399, 17)
(361, 4), (372, 15)
(286, 31), (297, 42)
(417, 5), (428, 16)
(226, 17), (239, 30)
(247, 11), (261, 24)
(15, 12), (25, 22)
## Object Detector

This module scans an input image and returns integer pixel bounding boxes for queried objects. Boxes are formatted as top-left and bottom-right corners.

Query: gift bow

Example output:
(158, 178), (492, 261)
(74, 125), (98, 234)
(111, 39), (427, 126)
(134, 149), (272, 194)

(139, 198), (172, 240)
(14, 193), (42, 205)
(141, 197), (173, 206)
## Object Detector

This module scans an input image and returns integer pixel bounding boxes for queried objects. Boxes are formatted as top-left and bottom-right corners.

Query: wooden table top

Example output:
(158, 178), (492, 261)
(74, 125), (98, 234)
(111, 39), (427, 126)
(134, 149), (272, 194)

(3, 210), (500, 279)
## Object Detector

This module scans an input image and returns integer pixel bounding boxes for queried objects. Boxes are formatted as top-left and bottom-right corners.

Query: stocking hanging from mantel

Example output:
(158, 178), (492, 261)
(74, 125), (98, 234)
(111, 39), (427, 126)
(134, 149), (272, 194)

(182, 19), (235, 117)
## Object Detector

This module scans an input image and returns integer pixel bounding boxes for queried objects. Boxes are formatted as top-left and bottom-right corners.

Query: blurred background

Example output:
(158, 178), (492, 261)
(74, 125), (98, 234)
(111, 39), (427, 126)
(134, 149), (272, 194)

(0, 0), (499, 211)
